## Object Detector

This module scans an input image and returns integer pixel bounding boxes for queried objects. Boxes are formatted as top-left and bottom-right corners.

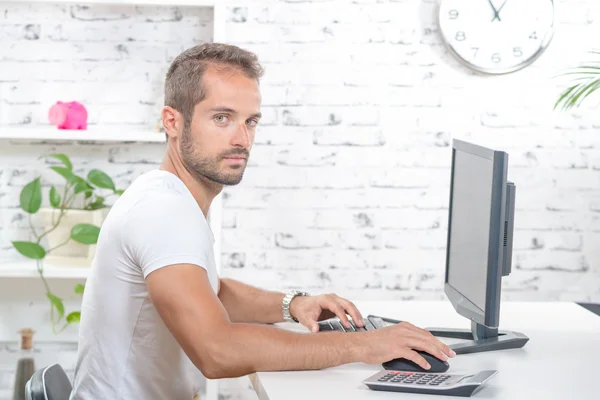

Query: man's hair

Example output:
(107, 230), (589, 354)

(164, 42), (264, 139)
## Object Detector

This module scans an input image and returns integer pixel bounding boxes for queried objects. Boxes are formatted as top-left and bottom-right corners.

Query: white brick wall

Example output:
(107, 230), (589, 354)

(1, 1), (600, 399)
(220, 0), (600, 305)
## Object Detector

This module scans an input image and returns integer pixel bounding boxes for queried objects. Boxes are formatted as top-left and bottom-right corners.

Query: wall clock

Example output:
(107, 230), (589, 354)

(438, 0), (555, 74)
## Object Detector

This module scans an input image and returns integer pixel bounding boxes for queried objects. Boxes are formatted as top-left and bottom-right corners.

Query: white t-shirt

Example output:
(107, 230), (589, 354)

(70, 169), (219, 400)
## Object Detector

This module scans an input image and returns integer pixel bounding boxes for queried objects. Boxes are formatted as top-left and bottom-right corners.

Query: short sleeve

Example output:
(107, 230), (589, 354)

(122, 192), (212, 278)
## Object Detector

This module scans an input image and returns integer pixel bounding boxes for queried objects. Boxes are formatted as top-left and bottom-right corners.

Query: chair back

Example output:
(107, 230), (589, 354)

(25, 364), (72, 400)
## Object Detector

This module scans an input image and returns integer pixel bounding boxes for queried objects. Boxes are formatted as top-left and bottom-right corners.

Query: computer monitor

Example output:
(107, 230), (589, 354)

(427, 139), (529, 355)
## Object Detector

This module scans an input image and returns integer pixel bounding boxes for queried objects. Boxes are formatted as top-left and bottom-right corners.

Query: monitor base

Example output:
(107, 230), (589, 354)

(425, 321), (529, 355)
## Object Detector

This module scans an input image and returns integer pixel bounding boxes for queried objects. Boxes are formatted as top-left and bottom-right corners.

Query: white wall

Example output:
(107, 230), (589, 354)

(219, 0), (600, 303)
(0, 1), (599, 399)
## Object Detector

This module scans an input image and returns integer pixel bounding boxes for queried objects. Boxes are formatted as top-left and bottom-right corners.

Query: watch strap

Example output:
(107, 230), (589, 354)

(282, 290), (309, 322)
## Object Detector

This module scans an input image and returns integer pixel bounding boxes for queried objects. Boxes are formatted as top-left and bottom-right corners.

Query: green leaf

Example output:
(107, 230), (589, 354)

(87, 170), (115, 191)
(49, 186), (61, 208)
(554, 52), (600, 111)
(46, 154), (73, 171)
(115, 189), (125, 195)
(47, 293), (64, 320)
(66, 311), (81, 324)
(71, 224), (100, 244)
(20, 178), (42, 214)
(50, 166), (78, 184)
(86, 196), (106, 210)
(74, 179), (94, 195)
(74, 284), (85, 295)
(577, 79), (600, 105)
(566, 79), (600, 109)
(554, 84), (578, 110)
(12, 241), (46, 259)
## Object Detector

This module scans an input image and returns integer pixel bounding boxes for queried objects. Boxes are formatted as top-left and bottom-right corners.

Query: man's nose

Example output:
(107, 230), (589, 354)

(231, 123), (251, 148)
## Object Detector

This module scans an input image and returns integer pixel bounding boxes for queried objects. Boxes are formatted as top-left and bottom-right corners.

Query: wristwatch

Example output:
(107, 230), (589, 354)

(282, 290), (310, 323)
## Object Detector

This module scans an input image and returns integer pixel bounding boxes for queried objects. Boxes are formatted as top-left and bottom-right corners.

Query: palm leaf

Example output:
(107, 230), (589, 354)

(554, 50), (600, 110)
(554, 68), (600, 110)
(554, 85), (579, 110)
(565, 79), (600, 110)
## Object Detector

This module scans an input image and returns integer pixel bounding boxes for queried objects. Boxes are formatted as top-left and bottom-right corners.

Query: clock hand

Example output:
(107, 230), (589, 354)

(486, 0), (501, 21)
(496, 0), (509, 18)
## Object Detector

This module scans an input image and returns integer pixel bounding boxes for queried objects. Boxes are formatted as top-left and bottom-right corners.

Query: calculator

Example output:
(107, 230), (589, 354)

(362, 369), (498, 397)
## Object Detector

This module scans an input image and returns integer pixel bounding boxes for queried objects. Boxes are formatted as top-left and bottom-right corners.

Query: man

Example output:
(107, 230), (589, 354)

(70, 42), (455, 399)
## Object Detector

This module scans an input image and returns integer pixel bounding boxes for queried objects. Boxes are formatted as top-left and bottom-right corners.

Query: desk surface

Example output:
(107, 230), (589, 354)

(250, 301), (600, 400)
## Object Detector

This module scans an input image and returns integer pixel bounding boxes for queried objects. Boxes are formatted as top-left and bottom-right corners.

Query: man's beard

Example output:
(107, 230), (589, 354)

(180, 127), (248, 186)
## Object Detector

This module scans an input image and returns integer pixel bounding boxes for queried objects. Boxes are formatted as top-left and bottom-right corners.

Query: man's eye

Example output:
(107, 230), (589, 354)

(246, 119), (258, 127)
(215, 115), (229, 123)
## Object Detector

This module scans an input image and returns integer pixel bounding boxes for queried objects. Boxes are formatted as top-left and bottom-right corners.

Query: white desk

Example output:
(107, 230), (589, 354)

(249, 301), (600, 400)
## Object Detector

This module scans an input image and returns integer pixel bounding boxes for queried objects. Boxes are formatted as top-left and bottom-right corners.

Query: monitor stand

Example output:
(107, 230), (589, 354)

(425, 321), (529, 355)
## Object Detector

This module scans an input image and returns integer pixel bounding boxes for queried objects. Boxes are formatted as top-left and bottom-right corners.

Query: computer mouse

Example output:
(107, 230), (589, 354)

(382, 350), (450, 373)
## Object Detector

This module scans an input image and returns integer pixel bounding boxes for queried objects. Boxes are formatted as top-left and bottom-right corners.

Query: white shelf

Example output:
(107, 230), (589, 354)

(4, 0), (217, 6)
(0, 261), (89, 279)
(0, 126), (166, 143)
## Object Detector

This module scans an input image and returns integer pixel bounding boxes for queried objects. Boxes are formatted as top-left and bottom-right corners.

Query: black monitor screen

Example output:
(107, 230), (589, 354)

(447, 150), (495, 312)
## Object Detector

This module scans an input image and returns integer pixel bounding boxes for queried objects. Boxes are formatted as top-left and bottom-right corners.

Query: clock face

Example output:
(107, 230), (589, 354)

(438, 0), (555, 74)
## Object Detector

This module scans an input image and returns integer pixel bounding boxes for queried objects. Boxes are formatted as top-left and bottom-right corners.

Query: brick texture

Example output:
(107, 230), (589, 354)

(1, 1), (599, 398)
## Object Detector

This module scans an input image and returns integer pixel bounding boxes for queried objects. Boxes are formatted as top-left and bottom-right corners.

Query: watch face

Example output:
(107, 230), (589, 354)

(438, 0), (555, 74)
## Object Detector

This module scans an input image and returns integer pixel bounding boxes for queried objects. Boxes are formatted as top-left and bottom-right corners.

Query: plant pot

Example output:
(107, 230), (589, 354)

(37, 208), (108, 267)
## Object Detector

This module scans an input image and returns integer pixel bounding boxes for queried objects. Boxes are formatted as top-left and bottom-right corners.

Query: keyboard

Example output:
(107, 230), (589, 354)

(363, 369), (498, 397)
(317, 315), (391, 332)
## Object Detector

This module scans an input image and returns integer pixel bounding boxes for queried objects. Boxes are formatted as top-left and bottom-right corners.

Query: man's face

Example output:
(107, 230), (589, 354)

(180, 66), (261, 186)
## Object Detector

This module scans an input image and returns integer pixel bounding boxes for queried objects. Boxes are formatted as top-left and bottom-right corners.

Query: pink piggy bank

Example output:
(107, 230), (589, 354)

(48, 101), (88, 130)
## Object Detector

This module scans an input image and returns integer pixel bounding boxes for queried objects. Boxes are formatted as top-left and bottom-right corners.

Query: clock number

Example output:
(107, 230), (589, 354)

(513, 47), (523, 57)
(448, 9), (459, 19)
(491, 53), (501, 63)
(455, 31), (466, 41)
(529, 31), (537, 40)
(472, 47), (479, 58)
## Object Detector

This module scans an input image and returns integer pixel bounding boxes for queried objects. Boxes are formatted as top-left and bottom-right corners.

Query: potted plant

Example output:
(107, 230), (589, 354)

(11, 153), (125, 334)
(555, 50), (600, 110)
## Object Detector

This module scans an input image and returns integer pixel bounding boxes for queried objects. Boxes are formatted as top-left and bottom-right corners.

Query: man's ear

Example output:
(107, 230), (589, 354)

(162, 106), (182, 140)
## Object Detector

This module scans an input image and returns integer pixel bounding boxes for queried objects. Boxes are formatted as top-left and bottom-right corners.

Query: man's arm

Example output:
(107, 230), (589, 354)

(217, 278), (285, 324)
(218, 278), (366, 332)
(147, 263), (455, 379)
(149, 265), (357, 378)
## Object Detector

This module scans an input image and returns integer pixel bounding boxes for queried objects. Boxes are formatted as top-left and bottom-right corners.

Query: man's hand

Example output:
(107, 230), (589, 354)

(359, 322), (456, 370)
(289, 293), (365, 332)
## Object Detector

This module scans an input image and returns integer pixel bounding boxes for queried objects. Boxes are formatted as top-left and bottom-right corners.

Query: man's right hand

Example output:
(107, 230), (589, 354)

(357, 322), (456, 370)
(148, 263), (456, 378)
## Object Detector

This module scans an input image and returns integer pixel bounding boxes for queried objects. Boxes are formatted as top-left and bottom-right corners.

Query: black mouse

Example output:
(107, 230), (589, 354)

(382, 350), (450, 373)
